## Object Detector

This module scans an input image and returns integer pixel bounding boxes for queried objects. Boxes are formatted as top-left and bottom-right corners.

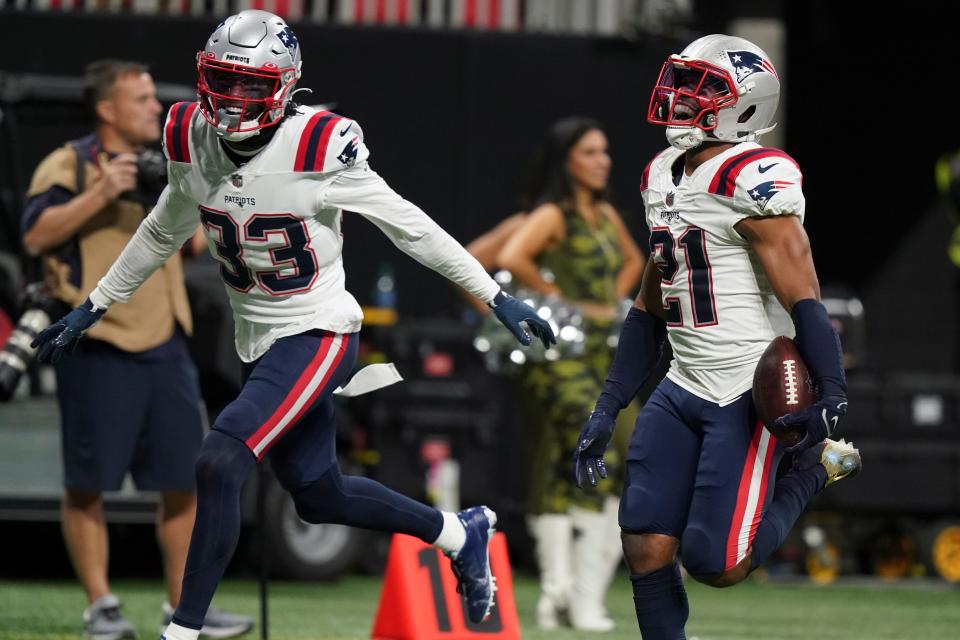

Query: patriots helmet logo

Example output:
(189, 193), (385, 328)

(337, 136), (360, 166)
(277, 26), (299, 59)
(726, 50), (778, 84)
(748, 180), (793, 211)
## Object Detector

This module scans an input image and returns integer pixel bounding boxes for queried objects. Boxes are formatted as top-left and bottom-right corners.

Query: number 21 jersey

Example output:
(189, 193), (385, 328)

(641, 143), (805, 404)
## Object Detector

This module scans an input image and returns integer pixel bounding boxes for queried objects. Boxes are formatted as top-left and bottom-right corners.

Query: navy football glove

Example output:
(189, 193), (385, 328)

(573, 410), (616, 488)
(490, 290), (556, 348)
(32, 298), (106, 363)
(776, 395), (848, 454)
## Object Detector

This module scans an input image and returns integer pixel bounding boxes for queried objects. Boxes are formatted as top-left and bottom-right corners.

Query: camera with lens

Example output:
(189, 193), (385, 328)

(0, 282), (66, 401)
(122, 148), (168, 206)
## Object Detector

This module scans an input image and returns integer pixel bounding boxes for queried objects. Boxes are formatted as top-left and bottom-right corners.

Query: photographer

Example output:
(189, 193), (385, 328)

(20, 60), (250, 640)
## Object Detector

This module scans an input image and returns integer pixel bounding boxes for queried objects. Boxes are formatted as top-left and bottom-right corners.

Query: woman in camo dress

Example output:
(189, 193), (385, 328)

(498, 117), (645, 632)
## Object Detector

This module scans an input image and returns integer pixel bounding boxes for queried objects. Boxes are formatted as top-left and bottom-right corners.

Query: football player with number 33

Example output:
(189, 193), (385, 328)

(573, 35), (861, 639)
(33, 11), (555, 640)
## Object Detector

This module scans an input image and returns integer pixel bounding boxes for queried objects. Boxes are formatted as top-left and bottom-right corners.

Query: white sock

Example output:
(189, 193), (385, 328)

(432, 511), (466, 553)
(161, 622), (200, 640)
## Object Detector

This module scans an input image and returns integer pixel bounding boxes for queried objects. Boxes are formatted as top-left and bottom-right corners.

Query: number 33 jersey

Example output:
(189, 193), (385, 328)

(641, 143), (805, 404)
(91, 102), (498, 362)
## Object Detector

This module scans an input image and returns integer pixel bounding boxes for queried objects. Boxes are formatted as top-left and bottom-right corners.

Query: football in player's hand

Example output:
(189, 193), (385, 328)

(752, 336), (816, 447)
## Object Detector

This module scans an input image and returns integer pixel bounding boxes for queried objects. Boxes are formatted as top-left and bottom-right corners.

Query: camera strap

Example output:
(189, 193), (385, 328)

(68, 141), (85, 194)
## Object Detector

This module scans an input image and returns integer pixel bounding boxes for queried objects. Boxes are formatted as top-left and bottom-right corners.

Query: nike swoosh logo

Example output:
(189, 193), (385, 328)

(821, 408), (838, 436)
(758, 162), (778, 173)
(837, 401), (848, 411)
(339, 122), (353, 136)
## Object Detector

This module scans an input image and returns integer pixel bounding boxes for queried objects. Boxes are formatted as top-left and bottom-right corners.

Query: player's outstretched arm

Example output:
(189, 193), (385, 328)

(92, 184), (200, 306)
(459, 212), (528, 314)
(33, 184), (200, 363)
(737, 215), (847, 452)
(574, 263), (668, 487)
(324, 164), (555, 347)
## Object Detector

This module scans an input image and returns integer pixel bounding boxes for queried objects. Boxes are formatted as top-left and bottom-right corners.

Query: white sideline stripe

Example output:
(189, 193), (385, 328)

(735, 428), (772, 564)
(252, 334), (343, 457)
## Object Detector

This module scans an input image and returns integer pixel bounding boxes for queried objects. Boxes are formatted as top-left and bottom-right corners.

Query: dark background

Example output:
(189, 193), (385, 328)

(1, 2), (959, 583)
(2, 6), (956, 374)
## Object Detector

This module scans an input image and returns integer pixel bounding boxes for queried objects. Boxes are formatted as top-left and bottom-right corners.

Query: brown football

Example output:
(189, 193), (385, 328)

(752, 336), (817, 447)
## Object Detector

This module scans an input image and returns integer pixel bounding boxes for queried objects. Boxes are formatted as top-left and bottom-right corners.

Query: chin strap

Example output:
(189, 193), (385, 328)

(724, 122), (779, 144)
(665, 126), (706, 150)
(215, 117), (262, 142)
(745, 123), (778, 141)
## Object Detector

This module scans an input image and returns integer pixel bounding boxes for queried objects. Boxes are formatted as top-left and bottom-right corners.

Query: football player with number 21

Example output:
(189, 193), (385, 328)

(573, 35), (861, 639)
(33, 11), (555, 640)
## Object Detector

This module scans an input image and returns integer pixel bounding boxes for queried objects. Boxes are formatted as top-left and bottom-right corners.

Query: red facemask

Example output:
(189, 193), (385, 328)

(196, 52), (296, 134)
(647, 57), (739, 131)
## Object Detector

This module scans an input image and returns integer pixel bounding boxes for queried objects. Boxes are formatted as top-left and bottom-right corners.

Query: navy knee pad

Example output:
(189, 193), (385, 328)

(620, 483), (680, 536)
(679, 525), (724, 576)
(195, 430), (255, 493)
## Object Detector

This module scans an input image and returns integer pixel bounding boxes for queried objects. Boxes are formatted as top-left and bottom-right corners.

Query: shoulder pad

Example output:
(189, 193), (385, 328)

(708, 147), (801, 198)
(293, 111), (367, 173)
(640, 147), (675, 192)
(163, 101), (200, 164)
(725, 148), (804, 217)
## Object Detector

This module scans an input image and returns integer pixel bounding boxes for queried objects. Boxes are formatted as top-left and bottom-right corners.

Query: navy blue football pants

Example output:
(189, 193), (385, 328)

(172, 330), (443, 630)
(620, 377), (785, 575)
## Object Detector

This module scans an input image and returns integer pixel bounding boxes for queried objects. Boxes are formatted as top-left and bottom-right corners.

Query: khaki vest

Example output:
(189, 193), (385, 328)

(26, 143), (193, 352)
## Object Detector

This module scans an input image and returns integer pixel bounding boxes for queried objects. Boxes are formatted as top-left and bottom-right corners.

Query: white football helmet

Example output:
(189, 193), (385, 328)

(647, 34), (780, 150)
(196, 10), (302, 142)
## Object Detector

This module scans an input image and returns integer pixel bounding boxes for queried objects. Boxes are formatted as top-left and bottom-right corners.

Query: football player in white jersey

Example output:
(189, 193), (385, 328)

(33, 11), (555, 639)
(572, 35), (861, 638)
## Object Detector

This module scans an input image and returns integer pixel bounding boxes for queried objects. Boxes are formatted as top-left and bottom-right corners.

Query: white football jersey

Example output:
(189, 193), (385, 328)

(641, 142), (805, 404)
(92, 103), (499, 361)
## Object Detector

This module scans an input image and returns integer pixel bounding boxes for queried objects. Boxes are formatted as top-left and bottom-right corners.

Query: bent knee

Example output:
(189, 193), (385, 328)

(689, 556), (750, 588)
(195, 430), (254, 488)
(679, 525), (727, 576)
(621, 531), (679, 575)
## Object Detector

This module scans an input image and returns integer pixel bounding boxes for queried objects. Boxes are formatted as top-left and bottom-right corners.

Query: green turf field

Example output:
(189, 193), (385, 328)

(1, 574), (958, 639)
